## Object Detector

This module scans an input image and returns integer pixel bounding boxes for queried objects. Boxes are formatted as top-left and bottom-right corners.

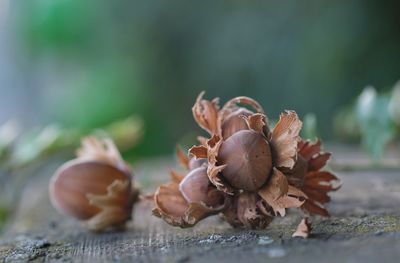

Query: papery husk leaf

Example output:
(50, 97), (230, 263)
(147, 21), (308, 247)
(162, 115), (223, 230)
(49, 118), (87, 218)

(189, 145), (208, 159)
(303, 181), (341, 192)
(77, 137), (131, 174)
(298, 140), (322, 161)
(176, 146), (190, 170)
(205, 135), (234, 194)
(292, 218), (312, 238)
(258, 168), (306, 217)
(85, 179), (137, 231)
(302, 188), (331, 204)
(223, 194), (273, 229)
(242, 113), (267, 134)
(236, 193), (273, 229)
(222, 96), (265, 114)
(192, 92), (221, 135)
(302, 200), (330, 217)
(304, 171), (339, 182)
(308, 153), (331, 171)
(270, 111), (302, 169)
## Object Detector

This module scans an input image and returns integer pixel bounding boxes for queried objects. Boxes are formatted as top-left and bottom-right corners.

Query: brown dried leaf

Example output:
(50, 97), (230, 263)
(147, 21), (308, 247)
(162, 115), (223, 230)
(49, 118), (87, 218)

(192, 92), (221, 135)
(304, 171), (339, 182)
(85, 179), (135, 231)
(258, 168), (306, 216)
(176, 146), (190, 170)
(302, 188), (331, 204)
(262, 167), (289, 200)
(298, 140), (322, 160)
(222, 96), (265, 114)
(270, 111), (302, 169)
(292, 218), (312, 238)
(304, 181), (341, 192)
(77, 137), (131, 174)
(223, 194), (273, 229)
(236, 193), (273, 229)
(301, 200), (330, 217)
(308, 152), (331, 171)
(189, 145), (208, 159)
(242, 113), (267, 134)
(205, 135), (234, 194)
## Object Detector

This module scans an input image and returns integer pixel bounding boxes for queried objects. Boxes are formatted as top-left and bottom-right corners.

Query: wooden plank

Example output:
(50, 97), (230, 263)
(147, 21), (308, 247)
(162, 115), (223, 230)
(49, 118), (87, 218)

(1, 150), (400, 262)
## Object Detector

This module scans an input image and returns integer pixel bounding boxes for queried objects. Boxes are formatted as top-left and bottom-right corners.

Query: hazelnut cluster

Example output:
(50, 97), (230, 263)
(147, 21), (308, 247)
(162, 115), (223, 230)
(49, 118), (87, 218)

(153, 92), (340, 229)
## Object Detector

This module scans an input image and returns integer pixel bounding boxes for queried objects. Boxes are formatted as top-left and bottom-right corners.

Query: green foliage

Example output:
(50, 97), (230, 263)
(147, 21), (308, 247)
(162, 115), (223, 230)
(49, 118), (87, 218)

(11, 0), (400, 156)
(0, 116), (143, 169)
(0, 206), (9, 232)
(302, 113), (318, 140)
(336, 81), (400, 159)
(21, 0), (93, 51)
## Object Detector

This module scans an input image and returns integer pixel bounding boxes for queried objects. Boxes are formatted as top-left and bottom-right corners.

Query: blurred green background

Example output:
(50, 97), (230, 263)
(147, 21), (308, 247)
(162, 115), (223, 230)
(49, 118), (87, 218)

(1, 0), (400, 158)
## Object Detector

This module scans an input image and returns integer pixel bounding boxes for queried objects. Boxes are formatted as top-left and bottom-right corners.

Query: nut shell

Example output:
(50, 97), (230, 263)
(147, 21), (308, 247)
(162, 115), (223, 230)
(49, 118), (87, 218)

(222, 108), (253, 139)
(49, 160), (131, 220)
(218, 130), (272, 191)
(188, 158), (207, 170)
(179, 166), (224, 207)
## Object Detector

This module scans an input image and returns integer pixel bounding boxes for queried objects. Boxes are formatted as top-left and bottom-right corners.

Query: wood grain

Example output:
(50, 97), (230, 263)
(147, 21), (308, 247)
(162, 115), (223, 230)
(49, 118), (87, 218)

(1, 149), (400, 263)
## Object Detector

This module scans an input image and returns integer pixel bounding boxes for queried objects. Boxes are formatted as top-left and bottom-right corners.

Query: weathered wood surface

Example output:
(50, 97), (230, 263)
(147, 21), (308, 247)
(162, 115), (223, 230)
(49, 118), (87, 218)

(1, 146), (400, 263)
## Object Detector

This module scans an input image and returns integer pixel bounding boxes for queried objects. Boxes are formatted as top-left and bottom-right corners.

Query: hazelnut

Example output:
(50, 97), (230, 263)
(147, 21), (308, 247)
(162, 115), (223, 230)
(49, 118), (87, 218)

(49, 137), (138, 231)
(221, 108), (253, 139)
(188, 158), (207, 170)
(218, 130), (272, 191)
(179, 166), (224, 207)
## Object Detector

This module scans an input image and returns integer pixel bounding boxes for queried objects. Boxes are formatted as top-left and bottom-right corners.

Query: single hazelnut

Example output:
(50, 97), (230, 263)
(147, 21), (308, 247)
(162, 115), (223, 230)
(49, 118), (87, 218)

(188, 158), (207, 170)
(179, 166), (224, 207)
(49, 137), (138, 231)
(218, 130), (272, 191)
(221, 108), (253, 139)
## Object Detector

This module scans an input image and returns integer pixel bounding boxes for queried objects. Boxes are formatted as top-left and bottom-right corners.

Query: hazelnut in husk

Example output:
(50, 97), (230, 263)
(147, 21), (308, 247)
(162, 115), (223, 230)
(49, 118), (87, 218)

(152, 148), (226, 228)
(190, 93), (310, 219)
(223, 192), (273, 229)
(154, 92), (340, 230)
(49, 137), (139, 232)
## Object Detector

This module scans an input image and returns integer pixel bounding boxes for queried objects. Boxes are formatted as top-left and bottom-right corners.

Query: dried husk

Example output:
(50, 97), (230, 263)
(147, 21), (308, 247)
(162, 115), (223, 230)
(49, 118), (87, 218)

(269, 111), (303, 169)
(258, 168), (306, 217)
(223, 192), (273, 229)
(288, 139), (341, 216)
(159, 92), (340, 230)
(292, 218), (312, 238)
(153, 170), (226, 228)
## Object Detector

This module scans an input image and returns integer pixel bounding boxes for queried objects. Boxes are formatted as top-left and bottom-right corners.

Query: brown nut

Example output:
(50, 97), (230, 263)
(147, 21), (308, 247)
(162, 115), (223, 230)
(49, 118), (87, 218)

(179, 166), (224, 207)
(188, 158), (207, 170)
(218, 130), (272, 191)
(221, 108), (253, 139)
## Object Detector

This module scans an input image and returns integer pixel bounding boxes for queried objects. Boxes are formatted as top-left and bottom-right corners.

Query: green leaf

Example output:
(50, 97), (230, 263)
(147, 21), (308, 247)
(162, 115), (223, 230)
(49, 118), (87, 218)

(355, 87), (396, 160)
